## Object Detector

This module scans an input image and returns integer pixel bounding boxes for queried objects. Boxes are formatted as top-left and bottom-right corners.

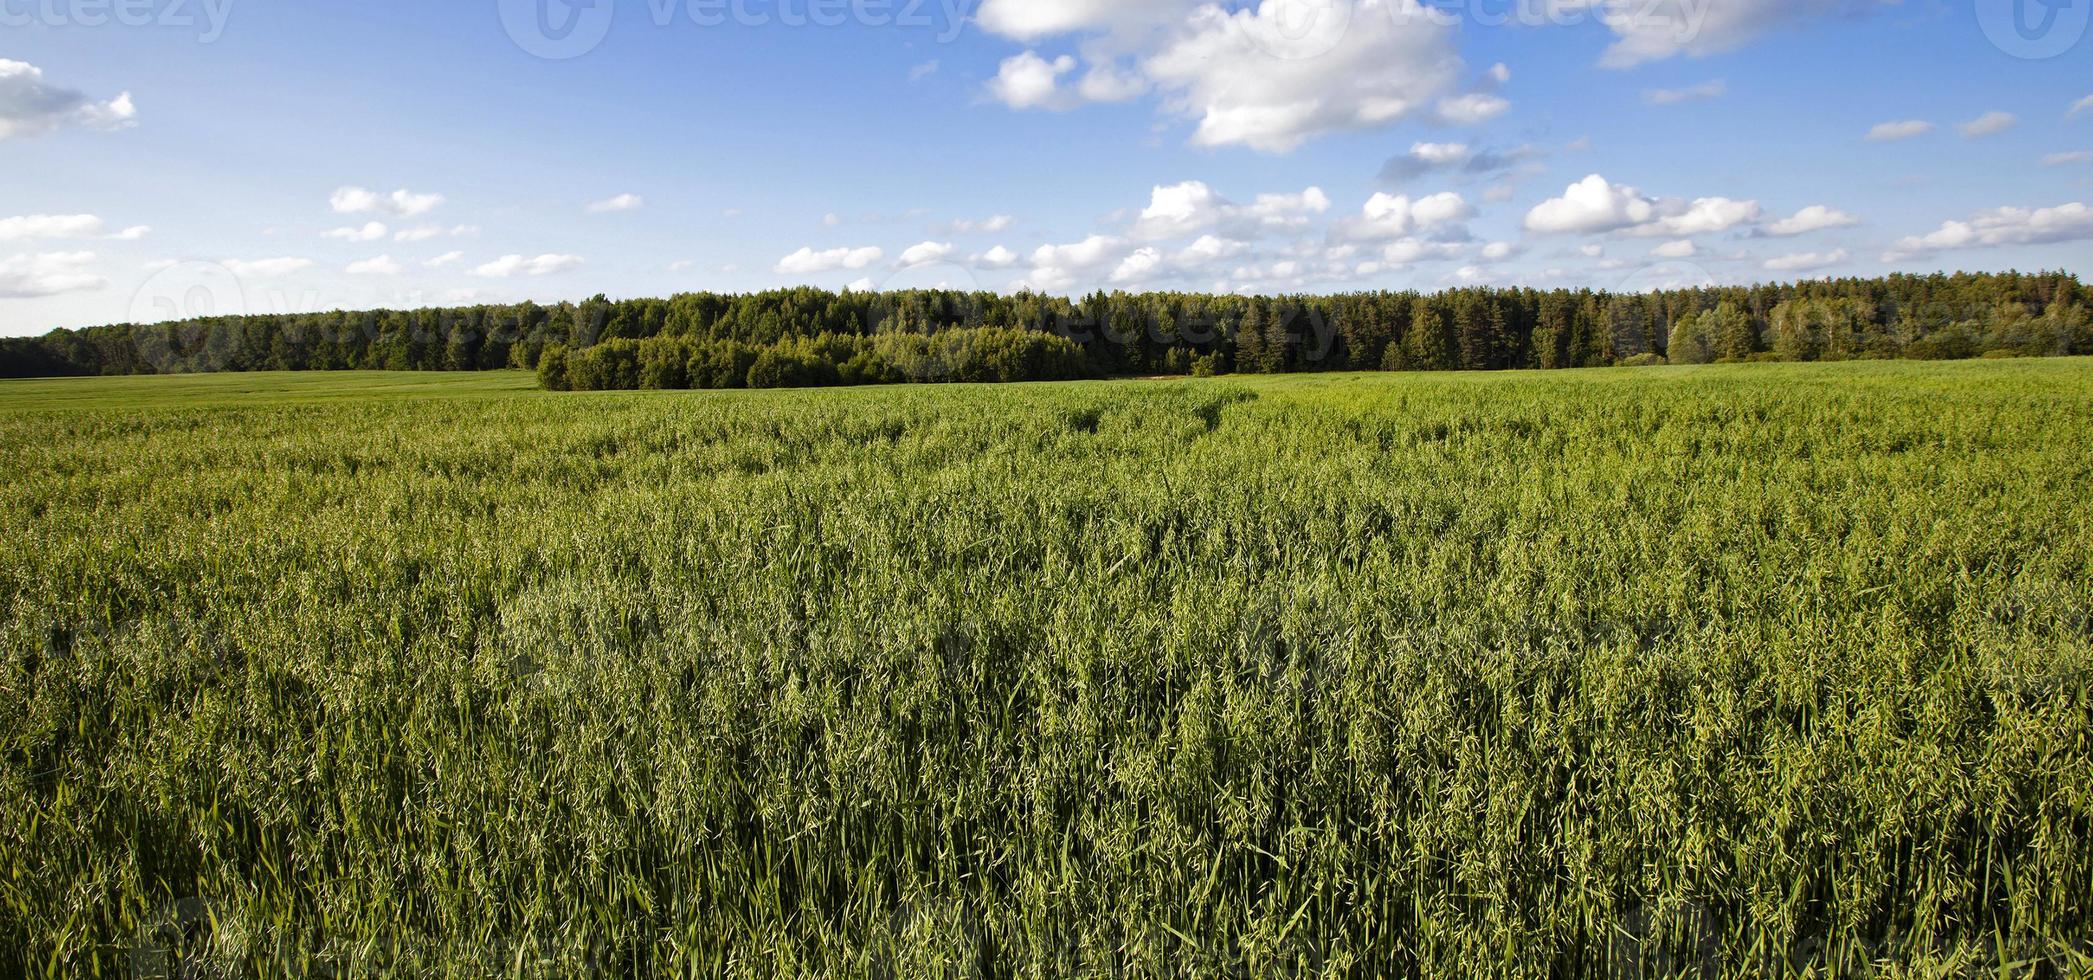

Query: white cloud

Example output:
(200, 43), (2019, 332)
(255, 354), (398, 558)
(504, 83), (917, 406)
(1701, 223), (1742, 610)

(1764, 248), (1849, 272)
(898, 241), (955, 267)
(1644, 80), (1727, 105)
(946, 214), (1016, 235)
(1132, 180), (1331, 239)
(976, 0), (1189, 39)
(424, 251), (465, 269)
(1640, 196), (1762, 237)
(1765, 205), (1860, 236)
(908, 60), (940, 81)
(223, 257), (315, 278)
(989, 51), (1079, 110)
(975, 0), (1485, 152)
(774, 245), (884, 275)
(1525, 174), (1656, 234)
(1651, 239), (1697, 258)
(1021, 234), (1129, 291)
(1376, 238), (1463, 266)
(1335, 191), (1473, 241)
(1580, 0), (1889, 68)
(0, 214), (106, 240)
(323, 221), (389, 243)
(1479, 240), (1521, 262)
(587, 193), (644, 213)
(330, 186), (445, 217)
(1141, 0), (1465, 152)
(2073, 95), (2093, 117)
(1867, 120), (1933, 142)
(471, 253), (584, 278)
(1110, 246), (1165, 283)
(0, 60), (134, 139)
(972, 245), (1021, 268)
(822, 212), (844, 227)
(1885, 202), (2093, 260)
(1525, 174), (1762, 238)
(112, 225), (151, 241)
(346, 255), (403, 276)
(844, 277), (879, 292)
(0, 251), (104, 297)
(2043, 151), (2093, 167)
(1437, 93), (1509, 124)
(1958, 111), (2016, 138)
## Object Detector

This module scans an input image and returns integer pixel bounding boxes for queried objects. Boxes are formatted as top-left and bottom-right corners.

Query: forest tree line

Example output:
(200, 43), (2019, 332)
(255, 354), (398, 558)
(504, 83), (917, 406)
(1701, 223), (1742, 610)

(1, 271), (2086, 386)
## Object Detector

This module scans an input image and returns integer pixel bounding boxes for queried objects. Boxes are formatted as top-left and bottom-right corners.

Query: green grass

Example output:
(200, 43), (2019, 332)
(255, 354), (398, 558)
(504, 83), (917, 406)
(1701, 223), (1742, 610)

(4, 360), (2092, 977)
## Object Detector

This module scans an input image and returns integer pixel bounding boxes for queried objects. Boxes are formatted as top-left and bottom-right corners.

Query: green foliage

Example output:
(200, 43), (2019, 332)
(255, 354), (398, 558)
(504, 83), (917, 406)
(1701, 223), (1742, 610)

(1666, 312), (1715, 365)
(3, 361), (2092, 976)
(2, 272), (2085, 383)
(546, 328), (1093, 391)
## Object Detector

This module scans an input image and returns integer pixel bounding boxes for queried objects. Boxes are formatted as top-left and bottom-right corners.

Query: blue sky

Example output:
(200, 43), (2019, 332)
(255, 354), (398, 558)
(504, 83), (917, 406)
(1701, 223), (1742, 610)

(3, 0), (2091, 335)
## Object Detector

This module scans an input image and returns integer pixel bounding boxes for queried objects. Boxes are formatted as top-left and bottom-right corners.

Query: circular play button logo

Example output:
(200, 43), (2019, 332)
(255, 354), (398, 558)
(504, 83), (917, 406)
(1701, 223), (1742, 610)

(1976, 0), (2088, 59)
(500, 0), (616, 60)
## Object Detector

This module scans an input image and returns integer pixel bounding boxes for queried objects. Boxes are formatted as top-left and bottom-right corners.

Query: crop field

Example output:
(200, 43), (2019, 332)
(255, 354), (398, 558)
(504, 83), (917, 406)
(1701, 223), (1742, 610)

(4, 360), (2092, 977)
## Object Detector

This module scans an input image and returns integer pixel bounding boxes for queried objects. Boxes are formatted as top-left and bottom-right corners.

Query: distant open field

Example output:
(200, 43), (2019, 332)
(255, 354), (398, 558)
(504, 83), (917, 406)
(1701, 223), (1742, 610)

(5, 360), (2092, 976)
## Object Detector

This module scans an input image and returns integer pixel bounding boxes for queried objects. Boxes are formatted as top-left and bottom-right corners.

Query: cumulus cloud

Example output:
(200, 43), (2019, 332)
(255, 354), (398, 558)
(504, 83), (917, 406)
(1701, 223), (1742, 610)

(774, 245), (884, 275)
(978, 0), (1475, 152)
(323, 221), (389, 243)
(1020, 234), (1128, 291)
(112, 225), (151, 241)
(1764, 205), (1860, 236)
(1575, 0), (1891, 68)
(587, 193), (644, 213)
(972, 245), (1021, 269)
(346, 255), (403, 276)
(223, 257), (315, 278)
(1884, 202), (2093, 260)
(1143, 0), (1465, 152)
(1110, 246), (1165, 283)
(471, 254), (584, 278)
(1638, 196), (1762, 237)
(1525, 174), (1657, 234)
(1764, 248), (1849, 272)
(1478, 241), (1522, 262)
(1525, 174), (1761, 237)
(424, 251), (465, 269)
(1644, 80), (1726, 105)
(1334, 191), (1474, 242)
(0, 60), (135, 139)
(898, 241), (956, 267)
(1651, 239), (1697, 258)
(331, 187), (445, 217)
(1437, 93), (1509, 124)
(0, 251), (104, 297)
(0, 214), (107, 240)
(1867, 120), (1933, 142)
(1131, 180), (1331, 239)
(1958, 111), (2016, 138)
(989, 51), (1079, 110)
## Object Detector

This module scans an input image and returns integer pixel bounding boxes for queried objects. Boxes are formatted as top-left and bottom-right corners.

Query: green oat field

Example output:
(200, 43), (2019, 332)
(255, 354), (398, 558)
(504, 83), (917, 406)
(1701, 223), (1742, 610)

(4, 360), (2092, 977)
